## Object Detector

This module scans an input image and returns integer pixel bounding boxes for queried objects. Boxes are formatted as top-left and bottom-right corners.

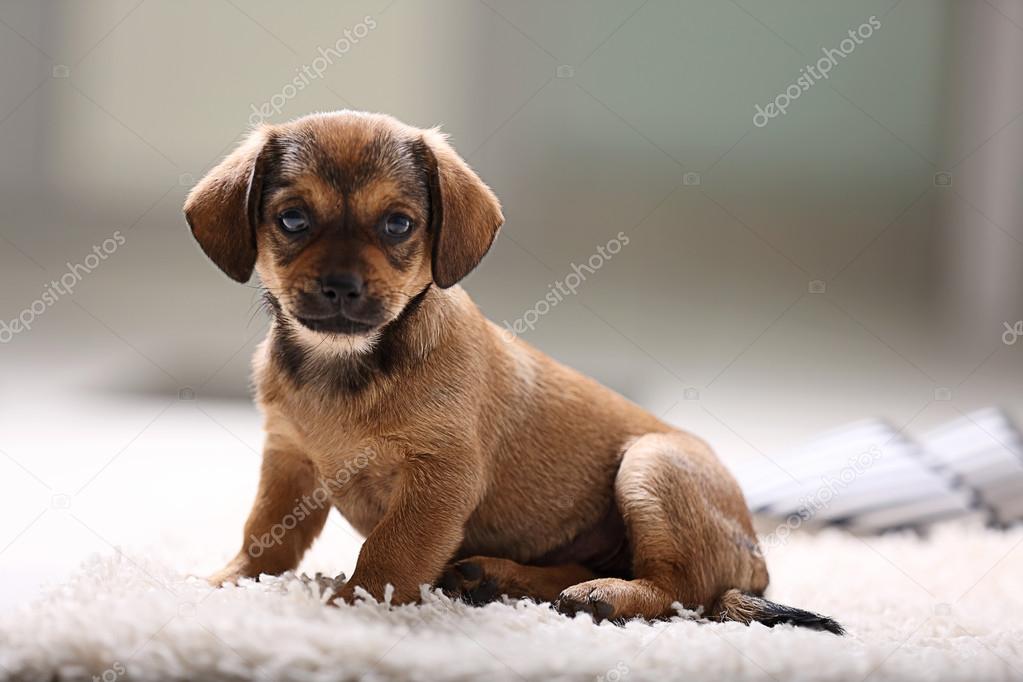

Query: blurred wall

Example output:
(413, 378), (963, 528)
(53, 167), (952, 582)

(2, 0), (1022, 460)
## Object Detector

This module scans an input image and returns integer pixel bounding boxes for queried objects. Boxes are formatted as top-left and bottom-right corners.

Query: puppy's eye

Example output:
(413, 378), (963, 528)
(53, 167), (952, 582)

(383, 214), (413, 238)
(278, 208), (309, 233)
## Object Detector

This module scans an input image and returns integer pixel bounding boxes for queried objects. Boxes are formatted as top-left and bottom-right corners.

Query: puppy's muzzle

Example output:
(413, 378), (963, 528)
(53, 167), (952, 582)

(321, 272), (365, 303)
(291, 272), (387, 335)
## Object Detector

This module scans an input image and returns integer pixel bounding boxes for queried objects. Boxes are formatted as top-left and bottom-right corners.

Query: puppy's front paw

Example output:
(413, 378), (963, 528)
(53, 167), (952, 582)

(207, 556), (257, 587)
(207, 567), (246, 587)
(440, 558), (502, 605)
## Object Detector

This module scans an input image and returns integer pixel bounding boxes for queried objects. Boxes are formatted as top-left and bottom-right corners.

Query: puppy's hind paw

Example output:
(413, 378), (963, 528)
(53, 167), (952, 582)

(555, 579), (643, 624)
(555, 592), (615, 623)
(439, 560), (501, 605)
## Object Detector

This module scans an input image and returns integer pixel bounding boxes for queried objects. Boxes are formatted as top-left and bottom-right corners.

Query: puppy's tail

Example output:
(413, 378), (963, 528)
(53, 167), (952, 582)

(714, 588), (844, 635)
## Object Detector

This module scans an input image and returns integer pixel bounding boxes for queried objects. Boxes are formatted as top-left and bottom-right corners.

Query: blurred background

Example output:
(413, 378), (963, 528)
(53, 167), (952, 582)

(1, 0), (1022, 609)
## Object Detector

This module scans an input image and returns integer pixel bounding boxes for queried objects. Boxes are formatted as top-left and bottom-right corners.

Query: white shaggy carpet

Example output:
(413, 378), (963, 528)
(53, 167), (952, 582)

(3, 522), (1022, 682)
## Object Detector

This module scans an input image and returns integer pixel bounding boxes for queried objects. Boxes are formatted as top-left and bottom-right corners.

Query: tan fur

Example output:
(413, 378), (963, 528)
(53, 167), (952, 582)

(188, 111), (772, 621)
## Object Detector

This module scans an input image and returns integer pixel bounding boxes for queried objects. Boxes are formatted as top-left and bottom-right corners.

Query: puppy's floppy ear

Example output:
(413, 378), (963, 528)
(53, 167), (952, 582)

(420, 128), (504, 289)
(183, 128), (274, 283)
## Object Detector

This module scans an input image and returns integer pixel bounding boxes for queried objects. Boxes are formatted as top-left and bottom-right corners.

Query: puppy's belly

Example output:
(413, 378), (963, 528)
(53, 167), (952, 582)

(459, 494), (632, 577)
(529, 501), (631, 577)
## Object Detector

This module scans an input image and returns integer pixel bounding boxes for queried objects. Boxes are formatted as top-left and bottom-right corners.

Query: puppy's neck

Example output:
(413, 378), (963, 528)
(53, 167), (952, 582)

(266, 285), (450, 395)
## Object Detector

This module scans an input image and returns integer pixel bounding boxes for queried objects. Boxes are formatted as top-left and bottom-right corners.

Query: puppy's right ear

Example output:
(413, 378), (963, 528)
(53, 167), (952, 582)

(183, 128), (273, 283)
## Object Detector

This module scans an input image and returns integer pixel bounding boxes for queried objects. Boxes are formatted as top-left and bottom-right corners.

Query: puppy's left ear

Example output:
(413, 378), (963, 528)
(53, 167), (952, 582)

(183, 128), (274, 283)
(420, 129), (504, 289)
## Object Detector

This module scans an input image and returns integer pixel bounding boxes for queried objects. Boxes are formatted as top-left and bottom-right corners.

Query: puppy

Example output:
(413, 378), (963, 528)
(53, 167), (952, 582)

(185, 110), (841, 633)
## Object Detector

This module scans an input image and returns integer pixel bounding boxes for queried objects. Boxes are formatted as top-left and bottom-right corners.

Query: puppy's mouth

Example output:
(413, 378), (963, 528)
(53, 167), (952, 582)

(293, 311), (380, 335)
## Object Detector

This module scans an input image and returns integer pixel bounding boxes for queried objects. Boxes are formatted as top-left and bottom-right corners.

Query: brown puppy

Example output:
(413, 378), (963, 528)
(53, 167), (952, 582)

(185, 111), (841, 633)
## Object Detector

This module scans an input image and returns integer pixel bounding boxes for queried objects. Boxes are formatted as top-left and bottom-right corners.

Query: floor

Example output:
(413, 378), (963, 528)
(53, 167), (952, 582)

(0, 393), (363, 614)
(2, 515), (1021, 681)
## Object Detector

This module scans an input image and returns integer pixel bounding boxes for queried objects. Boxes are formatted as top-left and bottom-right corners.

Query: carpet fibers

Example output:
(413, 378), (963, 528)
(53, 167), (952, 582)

(3, 522), (1021, 681)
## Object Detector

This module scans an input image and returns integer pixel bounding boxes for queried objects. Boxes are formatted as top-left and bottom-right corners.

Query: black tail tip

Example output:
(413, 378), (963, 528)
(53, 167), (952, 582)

(758, 605), (845, 636)
(719, 590), (845, 635)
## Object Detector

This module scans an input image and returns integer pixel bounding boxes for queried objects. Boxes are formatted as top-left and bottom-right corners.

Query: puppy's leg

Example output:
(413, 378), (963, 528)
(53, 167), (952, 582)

(440, 557), (597, 604)
(557, 432), (767, 621)
(334, 451), (482, 605)
(208, 438), (330, 586)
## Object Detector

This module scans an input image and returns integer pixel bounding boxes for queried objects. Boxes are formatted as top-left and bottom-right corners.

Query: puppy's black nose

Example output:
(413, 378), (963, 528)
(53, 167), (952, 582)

(320, 273), (364, 301)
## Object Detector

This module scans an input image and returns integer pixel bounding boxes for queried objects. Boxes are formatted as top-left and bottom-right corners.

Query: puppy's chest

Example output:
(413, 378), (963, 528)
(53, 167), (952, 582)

(310, 430), (404, 535)
(272, 393), (408, 536)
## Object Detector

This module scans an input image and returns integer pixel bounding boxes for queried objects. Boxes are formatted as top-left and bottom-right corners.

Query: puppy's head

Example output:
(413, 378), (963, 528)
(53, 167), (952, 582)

(184, 111), (502, 340)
